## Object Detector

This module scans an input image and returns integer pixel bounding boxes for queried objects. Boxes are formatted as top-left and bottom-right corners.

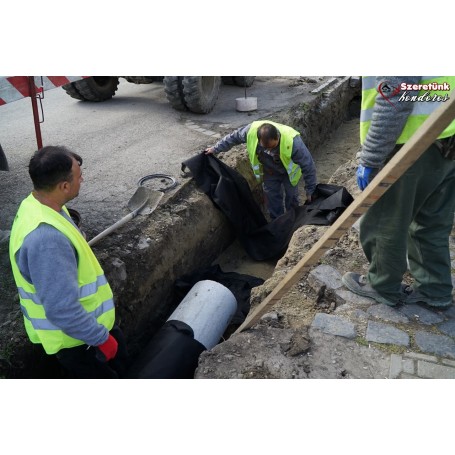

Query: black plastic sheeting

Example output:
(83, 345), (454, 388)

(182, 153), (354, 260)
(126, 266), (263, 378)
(126, 320), (206, 379)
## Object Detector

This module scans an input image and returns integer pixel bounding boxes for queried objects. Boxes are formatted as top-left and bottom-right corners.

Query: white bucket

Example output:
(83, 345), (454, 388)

(236, 97), (257, 112)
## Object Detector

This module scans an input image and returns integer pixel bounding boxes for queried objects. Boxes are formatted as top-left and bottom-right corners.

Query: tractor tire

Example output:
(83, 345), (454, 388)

(61, 82), (86, 101)
(234, 76), (255, 87)
(221, 76), (236, 85)
(163, 76), (187, 111)
(62, 77), (119, 102)
(181, 76), (221, 114)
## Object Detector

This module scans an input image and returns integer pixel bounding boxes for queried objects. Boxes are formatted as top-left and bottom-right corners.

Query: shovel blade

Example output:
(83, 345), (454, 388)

(138, 190), (164, 215)
(88, 187), (163, 246)
(127, 186), (151, 212)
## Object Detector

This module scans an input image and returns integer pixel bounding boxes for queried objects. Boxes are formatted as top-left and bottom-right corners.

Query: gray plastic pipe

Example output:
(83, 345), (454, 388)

(167, 280), (237, 350)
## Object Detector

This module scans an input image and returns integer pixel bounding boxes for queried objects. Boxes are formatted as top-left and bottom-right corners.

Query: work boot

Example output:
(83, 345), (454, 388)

(341, 272), (399, 307)
(402, 286), (453, 308)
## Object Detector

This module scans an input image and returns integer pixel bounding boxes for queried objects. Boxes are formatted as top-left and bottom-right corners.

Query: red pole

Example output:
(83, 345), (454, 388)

(28, 76), (43, 150)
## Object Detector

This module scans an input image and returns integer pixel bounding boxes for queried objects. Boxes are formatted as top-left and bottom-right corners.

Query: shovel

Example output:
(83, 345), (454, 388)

(88, 186), (163, 247)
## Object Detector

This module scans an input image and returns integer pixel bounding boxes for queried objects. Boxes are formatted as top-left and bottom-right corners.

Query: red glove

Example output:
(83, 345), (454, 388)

(97, 334), (118, 361)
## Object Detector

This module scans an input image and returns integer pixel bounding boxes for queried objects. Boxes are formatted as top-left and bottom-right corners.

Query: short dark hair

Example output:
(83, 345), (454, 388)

(257, 123), (279, 143)
(29, 145), (83, 191)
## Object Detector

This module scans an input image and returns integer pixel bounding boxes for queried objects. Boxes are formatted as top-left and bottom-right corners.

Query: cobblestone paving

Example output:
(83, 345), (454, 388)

(308, 233), (455, 378)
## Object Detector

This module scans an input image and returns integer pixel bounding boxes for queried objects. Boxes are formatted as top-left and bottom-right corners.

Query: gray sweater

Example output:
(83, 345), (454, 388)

(15, 211), (109, 347)
(213, 124), (317, 195)
(360, 76), (421, 168)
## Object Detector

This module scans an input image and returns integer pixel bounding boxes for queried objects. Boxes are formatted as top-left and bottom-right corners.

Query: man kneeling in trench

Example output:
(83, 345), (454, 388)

(206, 121), (318, 219)
(9, 145), (129, 378)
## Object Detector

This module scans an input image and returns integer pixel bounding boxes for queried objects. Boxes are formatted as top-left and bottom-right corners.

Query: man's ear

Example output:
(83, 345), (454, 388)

(58, 180), (71, 193)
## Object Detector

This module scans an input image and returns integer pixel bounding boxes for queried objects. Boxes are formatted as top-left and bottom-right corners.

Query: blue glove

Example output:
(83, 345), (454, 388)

(356, 164), (377, 190)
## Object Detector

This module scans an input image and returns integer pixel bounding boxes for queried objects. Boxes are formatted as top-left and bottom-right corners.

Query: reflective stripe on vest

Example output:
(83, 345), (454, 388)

(246, 120), (301, 186)
(20, 298), (114, 331)
(18, 274), (109, 304)
(360, 76), (455, 144)
(9, 194), (115, 354)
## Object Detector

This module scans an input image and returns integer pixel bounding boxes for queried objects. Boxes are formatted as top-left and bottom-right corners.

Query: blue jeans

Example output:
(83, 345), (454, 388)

(263, 175), (300, 219)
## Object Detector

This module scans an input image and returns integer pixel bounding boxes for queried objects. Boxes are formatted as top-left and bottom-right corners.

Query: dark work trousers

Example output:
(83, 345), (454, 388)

(263, 175), (300, 219)
(360, 143), (455, 303)
(56, 325), (129, 379)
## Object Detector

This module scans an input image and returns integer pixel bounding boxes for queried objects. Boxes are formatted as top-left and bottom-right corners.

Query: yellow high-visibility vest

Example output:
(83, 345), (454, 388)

(9, 194), (115, 354)
(246, 120), (301, 186)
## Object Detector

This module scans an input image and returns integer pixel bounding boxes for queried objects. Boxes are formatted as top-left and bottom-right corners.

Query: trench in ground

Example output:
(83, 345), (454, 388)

(1, 81), (361, 378)
(120, 115), (361, 376)
(216, 117), (360, 280)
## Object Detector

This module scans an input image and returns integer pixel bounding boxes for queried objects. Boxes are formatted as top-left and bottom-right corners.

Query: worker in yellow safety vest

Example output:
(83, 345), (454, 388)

(342, 76), (455, 308)
(206, 120), (317, 219)
(9, 145), (129, 378)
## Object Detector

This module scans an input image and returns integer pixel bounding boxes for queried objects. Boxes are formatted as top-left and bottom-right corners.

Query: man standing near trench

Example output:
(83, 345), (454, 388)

(9, 145), (129, 378)
(342, 76), (455, 308)
(205, 120), (317, 219)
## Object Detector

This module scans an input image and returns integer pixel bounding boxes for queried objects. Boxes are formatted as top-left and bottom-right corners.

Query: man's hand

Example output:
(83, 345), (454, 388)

(204, 147), (216, 155)
(356, 164), (378, 190)
(96, 334), (118, 362)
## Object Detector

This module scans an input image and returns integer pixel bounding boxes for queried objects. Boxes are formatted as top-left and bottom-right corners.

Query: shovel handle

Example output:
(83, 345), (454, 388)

(88, 212), (135, 247)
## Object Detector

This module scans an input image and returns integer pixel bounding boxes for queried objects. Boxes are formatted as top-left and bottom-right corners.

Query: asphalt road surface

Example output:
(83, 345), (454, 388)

(0, 76), (328, 233)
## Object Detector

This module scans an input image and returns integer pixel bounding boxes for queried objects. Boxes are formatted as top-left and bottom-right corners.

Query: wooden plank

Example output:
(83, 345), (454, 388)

(235, 91), (455, 333)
